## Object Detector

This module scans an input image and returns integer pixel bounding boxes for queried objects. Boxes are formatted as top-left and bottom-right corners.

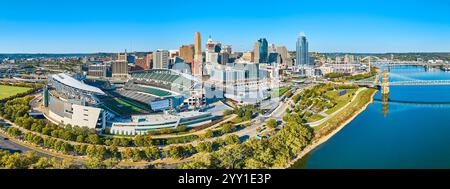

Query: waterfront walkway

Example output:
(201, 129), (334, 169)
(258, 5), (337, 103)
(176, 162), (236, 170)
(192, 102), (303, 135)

(307, 88), (365, 127)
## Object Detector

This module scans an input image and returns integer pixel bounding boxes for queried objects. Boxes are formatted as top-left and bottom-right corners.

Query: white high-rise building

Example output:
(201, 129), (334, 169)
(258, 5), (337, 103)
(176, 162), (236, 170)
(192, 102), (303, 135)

(154, 49), (170, 69)
(206, 52), (219, 63)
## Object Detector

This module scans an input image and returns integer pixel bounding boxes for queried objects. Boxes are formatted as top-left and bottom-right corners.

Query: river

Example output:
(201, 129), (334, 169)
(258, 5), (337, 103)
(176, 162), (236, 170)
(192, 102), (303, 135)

(293, 66), (450, 169)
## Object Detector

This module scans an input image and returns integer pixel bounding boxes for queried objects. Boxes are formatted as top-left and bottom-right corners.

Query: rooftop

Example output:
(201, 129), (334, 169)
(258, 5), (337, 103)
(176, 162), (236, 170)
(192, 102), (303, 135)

(51, 73), (106, 95)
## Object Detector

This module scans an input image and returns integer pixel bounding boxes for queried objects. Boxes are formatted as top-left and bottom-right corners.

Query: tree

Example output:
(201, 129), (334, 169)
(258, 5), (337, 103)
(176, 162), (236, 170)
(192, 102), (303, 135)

(86, 134), (101, 145)
(73, 144), (87, 156)
(6, 127), (21, 136)
(134, 135), (153, 147)
(214, 144), (246, 169)
(224, 135), (240, 145)
(223, 109), (234, 116)
(143, 146), (160, 160)
(83, 158), (105, 169)
(196, 141), (213, 153)
(95, 146), (107, 160)
(121, 148), (134, 160)
(204, 130), (214, 138)
(131, 149), (143, 161)
(103, 158), (119, 169)
(30, 158), (54, 169)
(244, 111), (252, 121)
(220, 123), (236, 135)
(292, 94), (301, 103)
(59, 142), (71, 154)
(119, 138), (131, 147)
(76, 135), (85, 143)
(108, 146), (119, 159)
(85, 145), (97, 158)
(166, 146), (183, 159)
(266, 119), (278, 129)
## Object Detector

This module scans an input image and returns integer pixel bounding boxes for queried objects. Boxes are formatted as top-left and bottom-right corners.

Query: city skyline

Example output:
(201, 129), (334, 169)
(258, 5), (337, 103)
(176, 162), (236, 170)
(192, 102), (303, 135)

(1, 0), (450, 53)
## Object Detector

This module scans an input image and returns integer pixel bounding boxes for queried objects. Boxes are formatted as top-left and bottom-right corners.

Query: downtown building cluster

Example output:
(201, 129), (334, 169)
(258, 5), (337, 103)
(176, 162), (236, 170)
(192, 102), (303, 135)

(37, 32), (361, 135)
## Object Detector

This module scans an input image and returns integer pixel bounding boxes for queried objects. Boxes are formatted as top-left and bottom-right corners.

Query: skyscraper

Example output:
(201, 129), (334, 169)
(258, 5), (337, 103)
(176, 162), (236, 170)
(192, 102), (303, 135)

(222, 45), (232, 54)
(206, 52), (219, 63)
(268, 52), (279, 64)
(268, 43), (276, 53)
(206, 37), (214, 52)
(205, 36), (222, 63)
(179, 45), (195, 63)
(127, 53), (136, 64)
(145, 52), (153, 69)
(193, 32), (203, 76)
(214, 42), (222, 53)
(154, 49), (170, 69)
(296, 32), (309, 66)
(276, 46), (288, 64)
(112, 61), (128, 79)
(135, 57), (148, 70)
(118, 52), (127, 62)
(219, 52), (230, 64)
(253, 41), (261, 63)
(254, 38), (268, 63)
(242, 52), (254, 62)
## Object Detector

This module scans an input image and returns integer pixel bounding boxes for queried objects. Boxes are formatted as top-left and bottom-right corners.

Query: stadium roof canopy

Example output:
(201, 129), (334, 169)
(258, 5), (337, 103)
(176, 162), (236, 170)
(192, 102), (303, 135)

(52, 73), (106, 95)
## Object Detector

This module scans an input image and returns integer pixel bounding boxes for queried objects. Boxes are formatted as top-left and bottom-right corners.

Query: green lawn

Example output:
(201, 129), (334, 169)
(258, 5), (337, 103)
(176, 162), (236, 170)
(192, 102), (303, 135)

(307, 114), (325, 122)
(315, 88), (376, 131)
(272, 87), (290, 97)
(324, 89), (356, 115)
(0, 85), (32, 100)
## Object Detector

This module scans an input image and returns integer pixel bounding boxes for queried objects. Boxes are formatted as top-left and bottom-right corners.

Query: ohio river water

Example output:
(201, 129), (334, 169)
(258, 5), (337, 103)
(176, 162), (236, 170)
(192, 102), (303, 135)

(293, 66), (450, 169)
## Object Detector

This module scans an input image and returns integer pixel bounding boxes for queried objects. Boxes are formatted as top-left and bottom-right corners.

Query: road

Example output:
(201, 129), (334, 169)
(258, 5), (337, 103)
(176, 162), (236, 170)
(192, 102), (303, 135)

(0, 126), (56, 159)
(0, 135), (30, 153)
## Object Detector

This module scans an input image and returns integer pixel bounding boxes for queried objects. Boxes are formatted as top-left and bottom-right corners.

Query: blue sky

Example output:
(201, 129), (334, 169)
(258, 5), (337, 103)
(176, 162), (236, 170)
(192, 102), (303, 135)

(0, 0), (449, 53)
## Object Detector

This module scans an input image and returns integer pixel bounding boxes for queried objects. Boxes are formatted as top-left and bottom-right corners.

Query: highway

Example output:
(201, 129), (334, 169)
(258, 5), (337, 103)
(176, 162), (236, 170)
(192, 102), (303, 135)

(0, 128), (54, 158)
(0, 118), (66, 160)
(0, 135), (28, 153)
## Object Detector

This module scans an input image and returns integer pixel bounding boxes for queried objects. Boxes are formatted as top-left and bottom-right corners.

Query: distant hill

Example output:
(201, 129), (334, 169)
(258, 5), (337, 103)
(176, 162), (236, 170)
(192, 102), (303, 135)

(0, 53), (95, 59)
(0, 52), (151, 59)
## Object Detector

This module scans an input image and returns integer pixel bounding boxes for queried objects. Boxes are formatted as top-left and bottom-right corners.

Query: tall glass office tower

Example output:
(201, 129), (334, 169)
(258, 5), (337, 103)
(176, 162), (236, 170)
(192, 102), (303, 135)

(258, 38), (268, 63)
(296, 32), (309, 66)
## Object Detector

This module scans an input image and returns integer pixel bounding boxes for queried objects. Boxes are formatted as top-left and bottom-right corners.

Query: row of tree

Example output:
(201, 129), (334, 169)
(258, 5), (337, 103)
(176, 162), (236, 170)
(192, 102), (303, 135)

(180, 117), (314, 169)
(2, 117), (245, 164)
(0, 150), (75, 169)
(1, 96), (244, 149)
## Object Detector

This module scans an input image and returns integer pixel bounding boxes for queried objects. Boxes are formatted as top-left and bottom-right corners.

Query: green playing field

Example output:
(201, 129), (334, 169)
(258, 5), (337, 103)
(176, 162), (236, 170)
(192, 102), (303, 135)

(0, 85), (32, 100)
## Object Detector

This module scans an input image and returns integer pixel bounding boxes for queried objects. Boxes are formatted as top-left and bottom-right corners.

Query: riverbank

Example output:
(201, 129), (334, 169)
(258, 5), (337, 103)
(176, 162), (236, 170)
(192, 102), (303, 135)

(284, 88), (377, 169)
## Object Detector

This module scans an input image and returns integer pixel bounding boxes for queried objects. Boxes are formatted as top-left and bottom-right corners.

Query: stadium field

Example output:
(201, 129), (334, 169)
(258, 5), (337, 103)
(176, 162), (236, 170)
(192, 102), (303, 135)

(141, 87), (171, 97)
(0, 85), (32, 100)
(100, 96), (148, 116)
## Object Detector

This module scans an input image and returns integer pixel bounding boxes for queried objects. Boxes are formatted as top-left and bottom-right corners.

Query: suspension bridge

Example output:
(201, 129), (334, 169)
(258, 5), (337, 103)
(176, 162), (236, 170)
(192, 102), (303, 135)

(373, 99), (450, 108)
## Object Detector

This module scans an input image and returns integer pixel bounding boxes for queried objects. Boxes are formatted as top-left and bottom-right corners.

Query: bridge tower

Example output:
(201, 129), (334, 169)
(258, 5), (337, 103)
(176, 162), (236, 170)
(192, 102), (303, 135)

(381, 70), (390, 95)
(381, 69), (390, 117)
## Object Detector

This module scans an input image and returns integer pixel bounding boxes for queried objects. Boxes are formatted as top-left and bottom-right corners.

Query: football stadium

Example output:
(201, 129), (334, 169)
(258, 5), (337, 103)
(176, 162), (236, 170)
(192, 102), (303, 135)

(42, 71), (213, 135)
(43, 73), (108, 129)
